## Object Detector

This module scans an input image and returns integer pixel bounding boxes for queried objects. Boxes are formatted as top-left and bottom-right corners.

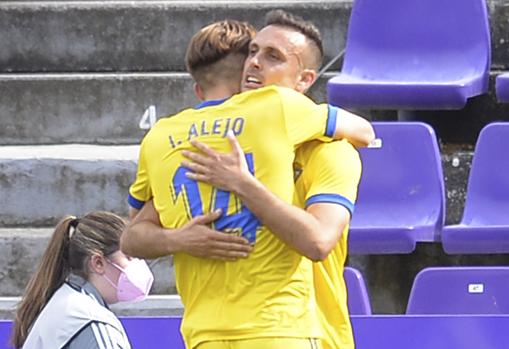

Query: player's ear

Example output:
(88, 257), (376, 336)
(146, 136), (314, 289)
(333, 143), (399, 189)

(193, 82), (205, 101)
(296, 69), (317, 93)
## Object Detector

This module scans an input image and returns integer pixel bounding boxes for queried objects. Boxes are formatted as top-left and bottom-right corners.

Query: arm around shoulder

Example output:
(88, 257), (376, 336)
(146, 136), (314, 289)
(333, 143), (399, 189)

(332, 107), (375, 147)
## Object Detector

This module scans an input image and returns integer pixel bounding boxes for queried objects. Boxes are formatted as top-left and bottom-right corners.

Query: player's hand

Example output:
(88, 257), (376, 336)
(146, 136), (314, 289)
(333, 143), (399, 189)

(176, 209), (253, 261)
(181, 130), (251, 193)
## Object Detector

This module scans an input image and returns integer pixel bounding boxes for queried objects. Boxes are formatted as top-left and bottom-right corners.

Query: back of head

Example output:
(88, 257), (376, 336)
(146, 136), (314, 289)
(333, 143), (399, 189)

(185, 19), (256, 92)
(12, 211), (125, 348)
(265, 9), (323, 70)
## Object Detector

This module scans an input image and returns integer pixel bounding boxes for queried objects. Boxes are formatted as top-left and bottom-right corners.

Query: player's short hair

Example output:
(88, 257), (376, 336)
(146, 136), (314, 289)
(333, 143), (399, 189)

(185, 20), (256, 90)
(265, 9), (323, 70)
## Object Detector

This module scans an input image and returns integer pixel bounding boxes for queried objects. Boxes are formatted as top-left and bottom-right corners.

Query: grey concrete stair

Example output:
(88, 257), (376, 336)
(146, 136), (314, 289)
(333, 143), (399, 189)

(0, 0), (350, 72)
(1, 0), (508, 72)
(0, 295), (184, 320)
(0, 73), (333, 145)
(0, 144), (138, 226)
(3, 71), (509, 145)
(0, 227), (176, 298)
(0, 73), (196, 145)
(0, 142), (473, 225)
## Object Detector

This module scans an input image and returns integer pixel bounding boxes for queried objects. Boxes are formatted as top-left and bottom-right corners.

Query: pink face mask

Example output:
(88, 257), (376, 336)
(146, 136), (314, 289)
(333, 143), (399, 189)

(103, 258), (154, 302)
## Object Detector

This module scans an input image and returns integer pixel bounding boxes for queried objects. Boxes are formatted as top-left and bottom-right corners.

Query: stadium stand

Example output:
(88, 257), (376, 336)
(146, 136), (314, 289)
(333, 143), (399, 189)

(327, 0), (491, 110)
(349, 122), (445, 254)
(442, 123), (509, 254)
(406, 267), (509, 314)
(2, 0), (509, 322)
(344, 267), (372, 315)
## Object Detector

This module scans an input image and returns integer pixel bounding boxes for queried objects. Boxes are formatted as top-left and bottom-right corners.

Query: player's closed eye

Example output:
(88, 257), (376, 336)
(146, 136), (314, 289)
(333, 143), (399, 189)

(267, 51), (281, 61)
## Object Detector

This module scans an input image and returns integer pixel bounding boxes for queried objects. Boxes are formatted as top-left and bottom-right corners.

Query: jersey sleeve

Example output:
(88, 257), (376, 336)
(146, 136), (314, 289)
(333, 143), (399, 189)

(277, 87), (339, 146)
(128, 137), (152, 210)
(300, 140), (362, 216)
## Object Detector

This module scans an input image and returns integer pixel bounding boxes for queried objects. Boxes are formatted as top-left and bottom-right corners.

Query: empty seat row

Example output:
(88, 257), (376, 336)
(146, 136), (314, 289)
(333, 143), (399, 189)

(327, 0), (509, 109)
(346, 266), (509, 316)
(351, 121), (509, 255)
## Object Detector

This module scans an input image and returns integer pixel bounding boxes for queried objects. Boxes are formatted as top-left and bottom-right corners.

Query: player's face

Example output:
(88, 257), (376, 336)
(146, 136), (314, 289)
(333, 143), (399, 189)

(242, 25), (308, 93)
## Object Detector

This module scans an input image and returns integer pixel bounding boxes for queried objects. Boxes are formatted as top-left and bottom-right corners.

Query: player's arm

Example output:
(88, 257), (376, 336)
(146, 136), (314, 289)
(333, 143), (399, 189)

(278, 88), (375, 148)
(121, 199), (253, 260)
(333, 108), (375, 148)
(129, 206), (140, 220)
(182, 134), (353, 261)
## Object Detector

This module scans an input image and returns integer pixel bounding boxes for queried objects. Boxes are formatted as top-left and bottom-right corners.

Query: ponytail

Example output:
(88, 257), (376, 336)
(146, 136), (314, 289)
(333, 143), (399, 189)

(11, 216), (74, 348)
(12, 211), (125, 348)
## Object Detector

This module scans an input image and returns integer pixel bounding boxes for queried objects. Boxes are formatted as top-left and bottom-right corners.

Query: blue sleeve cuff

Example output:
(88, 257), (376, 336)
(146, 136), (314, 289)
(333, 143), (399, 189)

(325, 105), (339, 138)
(305, 193), (354, 216)
(128, 194), (146, 210)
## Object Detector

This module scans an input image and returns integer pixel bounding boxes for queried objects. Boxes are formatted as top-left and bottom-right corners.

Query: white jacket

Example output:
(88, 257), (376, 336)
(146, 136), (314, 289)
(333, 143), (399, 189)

(22, 278), (131, 349)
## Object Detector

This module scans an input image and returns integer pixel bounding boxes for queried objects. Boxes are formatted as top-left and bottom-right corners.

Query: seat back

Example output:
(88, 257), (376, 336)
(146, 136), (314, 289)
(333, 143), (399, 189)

(342, 0), (490, 82)
(461, 123), (509, 225)
(350, 122), (445, 242)
(344, 267), (372, 315)
(407, 267), (509, 314)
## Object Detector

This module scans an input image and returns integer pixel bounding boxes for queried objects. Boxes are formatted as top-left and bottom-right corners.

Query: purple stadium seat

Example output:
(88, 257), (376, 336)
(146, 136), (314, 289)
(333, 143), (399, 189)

(495, 73), (509, 103)
(344, 267), (372, 315)
(327, 0), (490, 110)
(349, 122), (445, 254)
(406, 267), (509, 314)
(442, 123), (509, 254)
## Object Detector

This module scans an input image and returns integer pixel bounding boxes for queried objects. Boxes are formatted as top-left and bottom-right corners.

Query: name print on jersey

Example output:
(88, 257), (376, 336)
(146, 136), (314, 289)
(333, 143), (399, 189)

(168, 117), (245, 148)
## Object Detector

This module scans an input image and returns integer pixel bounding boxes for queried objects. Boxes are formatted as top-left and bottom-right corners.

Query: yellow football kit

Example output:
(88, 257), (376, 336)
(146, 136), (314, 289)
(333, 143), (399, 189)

(129, 86), (344, 349)
(293, 140), (362, 349)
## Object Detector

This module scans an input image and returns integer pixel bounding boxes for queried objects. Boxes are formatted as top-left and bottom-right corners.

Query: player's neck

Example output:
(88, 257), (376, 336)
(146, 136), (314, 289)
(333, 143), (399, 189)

(201, 85), (237, 101)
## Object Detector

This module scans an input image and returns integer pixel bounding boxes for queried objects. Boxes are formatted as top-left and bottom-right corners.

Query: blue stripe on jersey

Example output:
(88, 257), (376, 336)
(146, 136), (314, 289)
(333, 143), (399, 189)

(325, 105), (338, 138)
(127, 194), (145, 210)
(194, 98), (228, 110)
(305, 193), (355, 216)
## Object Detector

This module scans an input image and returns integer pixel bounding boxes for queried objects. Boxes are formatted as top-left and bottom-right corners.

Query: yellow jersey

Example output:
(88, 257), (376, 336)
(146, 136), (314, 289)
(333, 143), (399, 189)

(293, 140), (362, 349)
(129, 86), (342, 349)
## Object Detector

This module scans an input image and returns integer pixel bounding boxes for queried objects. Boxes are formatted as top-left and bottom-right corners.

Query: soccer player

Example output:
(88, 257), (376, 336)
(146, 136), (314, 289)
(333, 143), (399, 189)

(122, 18), (372, 349)
(181, 11), (360, 349)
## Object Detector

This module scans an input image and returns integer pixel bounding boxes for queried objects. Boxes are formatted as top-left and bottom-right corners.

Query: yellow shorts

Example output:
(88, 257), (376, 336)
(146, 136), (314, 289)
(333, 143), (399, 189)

(196, 337), (321, 349)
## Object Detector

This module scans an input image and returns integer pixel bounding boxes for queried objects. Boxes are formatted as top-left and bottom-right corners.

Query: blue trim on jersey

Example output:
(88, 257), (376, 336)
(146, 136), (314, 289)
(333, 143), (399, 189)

(194, 98), (228, 110)
(305, 193), (355, 216)
(325, 105), (338, 138)
(128, 194), (145, 210)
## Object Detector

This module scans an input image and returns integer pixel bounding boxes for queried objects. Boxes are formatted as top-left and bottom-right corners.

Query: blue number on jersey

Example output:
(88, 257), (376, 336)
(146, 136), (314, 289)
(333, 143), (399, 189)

(172, 153), (262, 243)
(172, 166), (204, 219)
(212, 153), (261, 243)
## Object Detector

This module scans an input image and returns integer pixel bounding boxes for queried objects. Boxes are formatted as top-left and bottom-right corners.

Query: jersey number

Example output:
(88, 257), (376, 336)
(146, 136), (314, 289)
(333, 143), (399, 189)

(171, 153), (261, 243)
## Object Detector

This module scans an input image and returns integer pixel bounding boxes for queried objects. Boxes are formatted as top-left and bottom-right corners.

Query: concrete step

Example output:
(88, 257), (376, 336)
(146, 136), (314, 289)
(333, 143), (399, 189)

(0, 72), (334, 145)
(0, 227), (177, 298)
(1, 0), (507, 72)
(0, 295), (183, 319)
(0, 295), (183, 320)
(0, 142), (472, 224)
(0, 0), (350, 72)
(0, 72), (197, 145)
(3, 71), (509, 145)
(0, 144), (138, 226)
